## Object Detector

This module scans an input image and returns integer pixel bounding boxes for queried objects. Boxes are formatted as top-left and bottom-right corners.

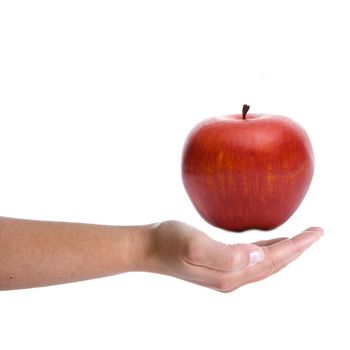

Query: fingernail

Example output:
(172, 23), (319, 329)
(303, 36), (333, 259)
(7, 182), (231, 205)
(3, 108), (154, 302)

(249, 249), (265, 265)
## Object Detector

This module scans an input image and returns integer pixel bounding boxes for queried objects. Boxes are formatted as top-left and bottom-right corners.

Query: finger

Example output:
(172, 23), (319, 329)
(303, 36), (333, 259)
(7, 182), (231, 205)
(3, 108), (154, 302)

(185, 239), (265, 273)
(252, 237), (288, 247)
(183, 227), (323, 292)
(267, 226), (324, 265)
(236, 226), (324, 287)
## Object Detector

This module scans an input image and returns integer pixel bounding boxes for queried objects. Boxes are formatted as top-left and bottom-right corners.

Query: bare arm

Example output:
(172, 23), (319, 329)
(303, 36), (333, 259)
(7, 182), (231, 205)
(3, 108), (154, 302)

(0, 216), (153, 290)
(0, 217), (323, 292)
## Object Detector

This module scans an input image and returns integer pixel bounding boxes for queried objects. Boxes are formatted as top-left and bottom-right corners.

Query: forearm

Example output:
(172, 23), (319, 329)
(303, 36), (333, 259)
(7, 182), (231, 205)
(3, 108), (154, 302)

(0, 216), (153, 290)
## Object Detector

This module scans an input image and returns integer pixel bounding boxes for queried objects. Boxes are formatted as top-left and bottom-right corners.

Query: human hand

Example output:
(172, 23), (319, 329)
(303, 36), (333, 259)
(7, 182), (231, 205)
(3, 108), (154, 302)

(146, 220), (324, 292)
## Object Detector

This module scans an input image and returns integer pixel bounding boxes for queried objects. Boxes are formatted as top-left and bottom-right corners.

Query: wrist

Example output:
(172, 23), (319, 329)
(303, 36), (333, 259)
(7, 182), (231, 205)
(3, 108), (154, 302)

(122, 223), (157, 273)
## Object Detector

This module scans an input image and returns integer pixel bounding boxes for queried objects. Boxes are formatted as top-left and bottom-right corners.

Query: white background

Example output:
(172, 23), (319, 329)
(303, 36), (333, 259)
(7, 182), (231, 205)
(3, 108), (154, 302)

(0, 1), (348, 349)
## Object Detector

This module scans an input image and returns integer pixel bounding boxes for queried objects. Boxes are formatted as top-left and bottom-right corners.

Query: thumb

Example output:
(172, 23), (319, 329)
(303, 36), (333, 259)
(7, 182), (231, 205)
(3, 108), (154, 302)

(192, 240), (265, 272)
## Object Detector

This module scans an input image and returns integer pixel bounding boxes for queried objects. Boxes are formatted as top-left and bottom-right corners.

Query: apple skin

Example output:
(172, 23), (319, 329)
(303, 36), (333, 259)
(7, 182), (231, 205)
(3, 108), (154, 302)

(181, 112), (314, 232)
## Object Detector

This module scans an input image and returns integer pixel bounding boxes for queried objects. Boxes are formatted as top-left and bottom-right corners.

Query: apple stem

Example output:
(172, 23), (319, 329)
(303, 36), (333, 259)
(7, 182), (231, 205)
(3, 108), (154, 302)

(242, 104), (250, 120)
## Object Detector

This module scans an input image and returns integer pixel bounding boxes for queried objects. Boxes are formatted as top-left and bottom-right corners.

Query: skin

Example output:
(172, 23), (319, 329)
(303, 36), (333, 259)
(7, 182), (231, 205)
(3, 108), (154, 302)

(0, 216), (323, 292)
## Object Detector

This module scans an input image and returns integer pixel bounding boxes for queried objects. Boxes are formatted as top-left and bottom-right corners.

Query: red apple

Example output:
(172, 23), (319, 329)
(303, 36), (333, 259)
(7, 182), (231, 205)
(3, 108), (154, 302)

(181, 105), (314, 231)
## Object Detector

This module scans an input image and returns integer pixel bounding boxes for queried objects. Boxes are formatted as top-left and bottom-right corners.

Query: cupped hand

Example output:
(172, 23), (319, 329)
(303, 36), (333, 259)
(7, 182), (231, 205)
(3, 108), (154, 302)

(147, 220), (324, 292)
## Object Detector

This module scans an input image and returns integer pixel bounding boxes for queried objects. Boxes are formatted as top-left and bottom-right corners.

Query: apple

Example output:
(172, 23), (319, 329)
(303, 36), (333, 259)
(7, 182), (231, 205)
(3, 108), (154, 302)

(181, 105), (314, 231)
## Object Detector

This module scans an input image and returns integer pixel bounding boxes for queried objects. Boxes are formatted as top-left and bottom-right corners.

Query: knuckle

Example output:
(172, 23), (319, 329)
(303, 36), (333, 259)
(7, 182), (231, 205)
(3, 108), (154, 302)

(228, 244), (247, 270)
(231, 250), (245, 268)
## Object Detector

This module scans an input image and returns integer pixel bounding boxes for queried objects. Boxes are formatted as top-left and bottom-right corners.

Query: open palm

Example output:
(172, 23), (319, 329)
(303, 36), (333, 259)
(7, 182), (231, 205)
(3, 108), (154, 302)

(148, 220), (323, 292)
